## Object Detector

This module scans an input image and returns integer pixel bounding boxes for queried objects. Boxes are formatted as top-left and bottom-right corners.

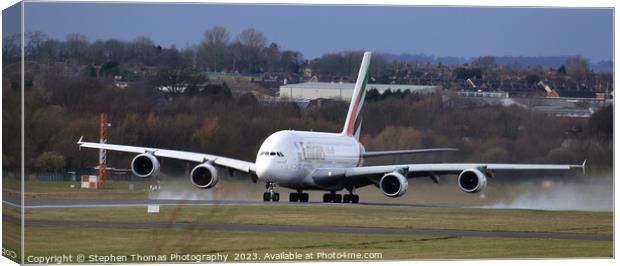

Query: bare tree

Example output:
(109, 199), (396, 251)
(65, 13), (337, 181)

(238, 28), (266, 49)
(2, 34), (20, 63)
(131, 36), (157, 65)
(25, 31), (48, 58)
(472, 56), (495, 74)
(236, 28), (267, 73)
(203, 26), (230, 46)
(264, 42), (281, 72)
(280, 50), (304, 73)
(199, 26), (230, 71)
(565, 56), (590, 89)
(64, 33), (89, 59)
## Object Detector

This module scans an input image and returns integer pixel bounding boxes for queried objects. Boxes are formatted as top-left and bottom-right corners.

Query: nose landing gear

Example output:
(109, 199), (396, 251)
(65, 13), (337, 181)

(263, 182), (279, 202)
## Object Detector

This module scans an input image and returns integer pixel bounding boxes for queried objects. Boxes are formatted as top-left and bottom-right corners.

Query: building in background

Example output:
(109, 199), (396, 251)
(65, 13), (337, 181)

(279, 82), (438, 101)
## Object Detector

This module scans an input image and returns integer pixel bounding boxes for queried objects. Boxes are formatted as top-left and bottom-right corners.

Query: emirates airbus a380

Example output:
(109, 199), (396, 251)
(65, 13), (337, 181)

(78, 52), (585, 203)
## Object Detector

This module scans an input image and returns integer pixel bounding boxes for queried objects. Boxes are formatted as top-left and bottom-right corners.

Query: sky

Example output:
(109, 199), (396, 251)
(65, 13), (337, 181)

(11, 3), (615, 61)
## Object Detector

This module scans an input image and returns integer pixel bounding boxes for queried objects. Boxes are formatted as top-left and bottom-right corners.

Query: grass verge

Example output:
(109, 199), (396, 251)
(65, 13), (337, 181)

(18, 224), (612, 261)
(21, 204), (612, 235)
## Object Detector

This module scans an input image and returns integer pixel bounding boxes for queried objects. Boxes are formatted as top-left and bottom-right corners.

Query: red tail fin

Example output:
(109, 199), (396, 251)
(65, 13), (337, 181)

(342, 52), (372, 136)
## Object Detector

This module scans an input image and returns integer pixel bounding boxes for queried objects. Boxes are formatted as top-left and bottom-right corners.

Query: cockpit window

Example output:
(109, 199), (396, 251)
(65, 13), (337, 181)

(260, 151), (284, 157)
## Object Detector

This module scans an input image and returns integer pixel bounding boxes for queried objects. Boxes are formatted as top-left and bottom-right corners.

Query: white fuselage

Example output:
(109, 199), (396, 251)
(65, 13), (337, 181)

(255, 130), (364, 189)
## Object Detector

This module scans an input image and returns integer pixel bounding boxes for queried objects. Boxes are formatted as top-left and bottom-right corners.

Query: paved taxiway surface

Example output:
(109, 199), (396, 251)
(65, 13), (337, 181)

(3, 197), (612, 241)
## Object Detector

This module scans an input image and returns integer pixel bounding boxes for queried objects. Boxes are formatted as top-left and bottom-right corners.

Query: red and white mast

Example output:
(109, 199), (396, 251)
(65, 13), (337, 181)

(98, 113), (108, 188)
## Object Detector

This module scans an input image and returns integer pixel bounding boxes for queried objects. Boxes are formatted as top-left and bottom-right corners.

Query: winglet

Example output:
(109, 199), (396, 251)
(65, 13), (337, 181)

(77, 136), (84, 151)
(571, 159), (587, 175)
(581, 159), (587, 175)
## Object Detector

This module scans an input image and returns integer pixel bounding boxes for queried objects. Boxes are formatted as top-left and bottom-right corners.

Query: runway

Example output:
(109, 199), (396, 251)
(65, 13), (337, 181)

(2, 215), (611, 241)
(2, 196), (471, 210)
(2, 196), (613, 241)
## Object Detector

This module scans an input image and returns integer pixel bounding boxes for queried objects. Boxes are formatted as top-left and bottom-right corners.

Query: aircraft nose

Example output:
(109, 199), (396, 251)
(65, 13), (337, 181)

(256, 159), (275, 180)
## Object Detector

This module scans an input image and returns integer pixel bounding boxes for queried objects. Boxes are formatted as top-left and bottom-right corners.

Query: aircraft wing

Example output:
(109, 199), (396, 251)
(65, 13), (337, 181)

(77, 137), (256, 173)
(338, 162), (586, 179)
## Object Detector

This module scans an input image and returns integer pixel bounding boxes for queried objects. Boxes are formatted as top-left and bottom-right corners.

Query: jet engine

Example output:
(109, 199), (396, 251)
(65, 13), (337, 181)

(379, 171), (408, 197)
(131, 153), (160, 178)
(190, 163), (219, 189)
(457, 168), (488, 193)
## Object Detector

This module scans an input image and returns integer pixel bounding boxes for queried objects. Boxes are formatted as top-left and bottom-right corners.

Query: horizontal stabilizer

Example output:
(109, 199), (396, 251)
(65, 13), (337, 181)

(362, 148), (458, 158)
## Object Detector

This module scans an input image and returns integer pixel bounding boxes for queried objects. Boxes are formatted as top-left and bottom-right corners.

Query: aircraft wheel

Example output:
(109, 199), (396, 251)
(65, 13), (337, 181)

(300, 193), (309, 202)
(263, 192), (271, 202)
(343, 194), (351, 203)
(273, 192), (280, 202)
(333, 194), (342, 203)
(352, 195), (359, 204)
(323, 193), (332, 203)
(289, 193), (299, 202)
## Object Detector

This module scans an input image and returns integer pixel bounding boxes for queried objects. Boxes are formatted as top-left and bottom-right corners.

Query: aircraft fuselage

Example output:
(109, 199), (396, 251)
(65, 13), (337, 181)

(255, 130), (364, 189)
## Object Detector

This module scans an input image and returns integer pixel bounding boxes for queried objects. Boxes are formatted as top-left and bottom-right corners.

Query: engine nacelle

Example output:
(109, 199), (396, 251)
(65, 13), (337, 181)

(131, 153), (160, 178)
(458, 168), (488, 193)
(190, 163), (219, 189)
(379, 171), (408, 197)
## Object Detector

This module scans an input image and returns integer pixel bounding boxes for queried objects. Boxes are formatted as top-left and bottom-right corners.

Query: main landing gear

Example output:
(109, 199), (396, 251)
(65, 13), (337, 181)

(289, 190), (309, 202)
(343, 194), (359, 203)
(262, 183), (358, 204)
(322, 191), (359, 204)
(263, 182), (279, 202)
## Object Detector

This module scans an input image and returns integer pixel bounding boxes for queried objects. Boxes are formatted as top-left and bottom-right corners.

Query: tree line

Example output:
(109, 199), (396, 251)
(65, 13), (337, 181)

(6, 29), (606, 86)
(4, 28), (305, 75)
(2, 28), (613, 178)
(2, 69), (613, 177)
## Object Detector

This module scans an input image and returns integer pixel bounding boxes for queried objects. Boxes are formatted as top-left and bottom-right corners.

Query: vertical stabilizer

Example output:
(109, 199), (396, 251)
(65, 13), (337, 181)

(353, 119), (363, 140)
(342, 51), (372, 136)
